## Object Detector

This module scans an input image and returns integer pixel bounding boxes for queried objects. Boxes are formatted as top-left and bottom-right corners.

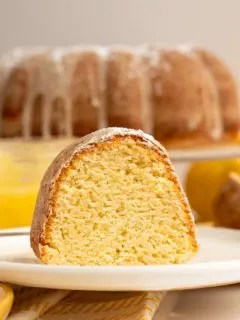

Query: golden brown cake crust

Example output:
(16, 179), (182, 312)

(65, 51), (105, 136)
(1, 67), (28, 137)
(30, 127), (198, 261)
(106, 50), (151, 133)
(195, 49), (240, 136)
(150, 47), (222, 144)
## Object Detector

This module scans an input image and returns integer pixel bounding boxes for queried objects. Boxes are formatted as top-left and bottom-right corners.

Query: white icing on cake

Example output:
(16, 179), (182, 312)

(0, 44), (225, 144)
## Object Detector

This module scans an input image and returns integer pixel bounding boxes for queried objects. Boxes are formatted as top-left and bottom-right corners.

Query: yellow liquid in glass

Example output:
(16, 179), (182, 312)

(0, 152), (50, 229)
(0, 187), (38, 228)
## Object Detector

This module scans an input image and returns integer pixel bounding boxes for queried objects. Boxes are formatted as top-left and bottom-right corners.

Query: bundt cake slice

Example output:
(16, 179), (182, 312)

(30, 127), (198, 265)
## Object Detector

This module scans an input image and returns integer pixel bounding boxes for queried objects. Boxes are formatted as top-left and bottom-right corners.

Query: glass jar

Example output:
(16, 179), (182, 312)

(0, 138), (74, 229)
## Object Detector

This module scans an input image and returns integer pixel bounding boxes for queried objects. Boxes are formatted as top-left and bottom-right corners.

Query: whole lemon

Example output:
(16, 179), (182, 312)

(185, 159), (240, 222)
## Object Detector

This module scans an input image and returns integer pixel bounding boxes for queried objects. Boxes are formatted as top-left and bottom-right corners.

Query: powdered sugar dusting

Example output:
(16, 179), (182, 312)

(72, 127), (164, 156)
(162, 62), (172, 73)
(148, 48), (160, 67)
(187, 116), (202, 131)
(177, 43), (195, 55)
(210, 126), (222, 140)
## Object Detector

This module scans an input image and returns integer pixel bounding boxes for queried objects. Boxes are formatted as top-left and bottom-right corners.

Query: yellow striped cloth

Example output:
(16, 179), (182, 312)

(0, 283), (14, 320)
(1, 284), (166, 320)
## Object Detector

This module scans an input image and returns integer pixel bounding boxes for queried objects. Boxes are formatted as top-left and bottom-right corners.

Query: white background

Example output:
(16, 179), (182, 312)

(0, 0), (239, 80)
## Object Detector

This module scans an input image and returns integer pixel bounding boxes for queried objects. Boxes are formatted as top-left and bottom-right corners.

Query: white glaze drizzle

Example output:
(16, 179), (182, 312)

(0, 43), (223, 143)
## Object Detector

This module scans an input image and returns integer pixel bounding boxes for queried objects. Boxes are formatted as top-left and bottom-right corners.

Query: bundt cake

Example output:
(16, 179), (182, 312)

(213, 172), (240, 229)
(30, 127), (198, 265)
(0, 44), (239, 148)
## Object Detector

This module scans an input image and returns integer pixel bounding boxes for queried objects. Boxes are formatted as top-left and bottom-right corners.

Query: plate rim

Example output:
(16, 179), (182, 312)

(0, 226), (239, 291)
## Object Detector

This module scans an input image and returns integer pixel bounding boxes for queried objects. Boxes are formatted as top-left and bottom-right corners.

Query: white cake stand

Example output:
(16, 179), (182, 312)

(169, 144), (240, 162)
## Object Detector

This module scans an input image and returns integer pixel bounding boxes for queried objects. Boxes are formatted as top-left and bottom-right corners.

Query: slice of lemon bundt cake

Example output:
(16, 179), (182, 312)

(30, 127), (198, 265)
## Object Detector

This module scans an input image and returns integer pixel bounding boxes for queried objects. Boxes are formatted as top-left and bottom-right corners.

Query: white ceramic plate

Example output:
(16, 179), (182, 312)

(0, 226), (239, 291)
(169, 144), (240, 162)
(0, 227), (29, 236)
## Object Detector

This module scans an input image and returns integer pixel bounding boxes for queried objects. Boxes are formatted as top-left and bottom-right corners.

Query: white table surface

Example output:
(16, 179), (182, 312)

(154, 285), (240, 319)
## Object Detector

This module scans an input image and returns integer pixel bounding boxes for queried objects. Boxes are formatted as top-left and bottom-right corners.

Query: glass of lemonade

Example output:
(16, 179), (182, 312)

(0, 139), (72, 229)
